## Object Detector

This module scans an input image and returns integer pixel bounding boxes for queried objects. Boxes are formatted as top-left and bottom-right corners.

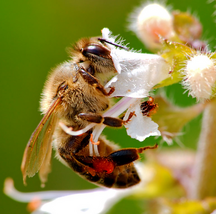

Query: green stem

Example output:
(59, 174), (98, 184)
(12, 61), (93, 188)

(190, 99), (216, 199)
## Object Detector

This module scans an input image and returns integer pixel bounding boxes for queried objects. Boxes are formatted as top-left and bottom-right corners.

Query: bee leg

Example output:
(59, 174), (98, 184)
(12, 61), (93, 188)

(78, 67), (113, 96)
(78, 113), (124, 127)
(58, 133), (98, 176)
(108, 144), (158, 166)
(103, 117), (123, 127)
(78, 113), (103, 124)
(60, 132), (91, 155)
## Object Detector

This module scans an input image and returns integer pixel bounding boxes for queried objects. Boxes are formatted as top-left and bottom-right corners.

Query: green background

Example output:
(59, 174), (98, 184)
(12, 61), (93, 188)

(1, 0), (215, 213)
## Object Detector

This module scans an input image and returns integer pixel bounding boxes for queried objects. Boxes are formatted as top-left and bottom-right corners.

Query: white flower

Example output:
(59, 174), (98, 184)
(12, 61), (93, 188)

(105, 49), (170, 98)
(102, 28), (170, 99)
(129, 3), (175, 50)
(35, 188), (129, 214)
(60, 28), (170, 156)
(4, 162), (156, 213)
(183, 53), (216, 100)
(3, 178), (134, 214)
(124, 99), (160, 141)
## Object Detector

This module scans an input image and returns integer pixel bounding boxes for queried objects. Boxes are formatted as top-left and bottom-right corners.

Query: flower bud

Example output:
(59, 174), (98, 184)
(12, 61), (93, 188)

(129, 3), (175, 50)
(183, 54), (216, 100)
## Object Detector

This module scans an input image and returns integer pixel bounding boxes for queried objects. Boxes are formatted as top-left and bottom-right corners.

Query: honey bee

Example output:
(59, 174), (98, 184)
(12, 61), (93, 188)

(21, 35), (158, 188)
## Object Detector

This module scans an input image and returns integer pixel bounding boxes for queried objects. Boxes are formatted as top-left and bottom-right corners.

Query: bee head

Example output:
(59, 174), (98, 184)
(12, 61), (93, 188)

(70, 39), (113, 80)
(71, 37), (127, 83)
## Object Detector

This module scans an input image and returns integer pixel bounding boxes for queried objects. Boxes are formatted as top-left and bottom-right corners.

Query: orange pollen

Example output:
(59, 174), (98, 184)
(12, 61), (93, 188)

(90, 134), (100, 145)
(93, 158), (115, 174)
(27, 198), (41, 212)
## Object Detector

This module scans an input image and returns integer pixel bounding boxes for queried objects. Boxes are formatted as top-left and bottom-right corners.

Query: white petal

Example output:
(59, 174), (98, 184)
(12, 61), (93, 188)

(101, 28), (111, 41)
(33, 188), (131, 214)
(101, 28), (116, 50)
(124, 101), (161, 141)
(106, 49), (170, 98)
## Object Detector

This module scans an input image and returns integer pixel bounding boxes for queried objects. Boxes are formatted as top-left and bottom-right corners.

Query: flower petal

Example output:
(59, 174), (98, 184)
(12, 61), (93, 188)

(101, 28), (116, 50)
(124, 100), (161, 141)
(34, 188), (131, 214)
(106, 49), (170, 98)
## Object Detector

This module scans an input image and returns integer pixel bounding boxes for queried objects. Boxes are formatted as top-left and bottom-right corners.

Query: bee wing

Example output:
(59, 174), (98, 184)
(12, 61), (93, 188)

(21, 97), (61, 185)
(38, 131), (53, 187)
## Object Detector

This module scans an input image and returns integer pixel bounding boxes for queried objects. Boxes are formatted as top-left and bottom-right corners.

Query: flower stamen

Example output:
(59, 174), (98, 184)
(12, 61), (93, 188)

(123, 111), (136, 124)
(59, 122), (95, 136)
(90, 134), (100, 145)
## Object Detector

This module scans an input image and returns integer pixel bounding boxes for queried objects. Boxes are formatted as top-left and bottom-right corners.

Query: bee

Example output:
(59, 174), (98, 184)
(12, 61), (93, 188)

(21, 35), (158, 188)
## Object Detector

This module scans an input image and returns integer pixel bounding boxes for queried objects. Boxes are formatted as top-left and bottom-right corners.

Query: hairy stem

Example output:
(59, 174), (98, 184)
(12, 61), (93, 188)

(190, 98), (216, 199)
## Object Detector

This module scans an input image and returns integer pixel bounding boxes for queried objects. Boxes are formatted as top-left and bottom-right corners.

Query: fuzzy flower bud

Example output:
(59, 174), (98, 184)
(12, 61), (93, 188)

(183, 54), (216, 100)
(129, 3), (175, 50)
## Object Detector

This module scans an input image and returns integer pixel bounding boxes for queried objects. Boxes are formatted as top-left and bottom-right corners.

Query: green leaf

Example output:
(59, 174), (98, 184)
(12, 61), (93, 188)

(132, 162), (185, 199)
(155, 40), (196, 88)
(152, 95), (205, 143)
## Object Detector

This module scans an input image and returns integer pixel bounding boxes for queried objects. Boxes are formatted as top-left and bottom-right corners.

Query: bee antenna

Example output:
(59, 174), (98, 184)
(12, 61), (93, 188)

(98, 38), (129, 51)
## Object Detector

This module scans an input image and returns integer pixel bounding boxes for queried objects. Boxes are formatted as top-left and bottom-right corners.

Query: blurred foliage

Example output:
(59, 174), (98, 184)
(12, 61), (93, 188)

(108, 197), (216, 214)
(1, 0), (216, 214)
(146, 197), (216, 214)
(172, 11), (203, 42)
(158, 41), (195, 87)
(152, 95), (206, 143)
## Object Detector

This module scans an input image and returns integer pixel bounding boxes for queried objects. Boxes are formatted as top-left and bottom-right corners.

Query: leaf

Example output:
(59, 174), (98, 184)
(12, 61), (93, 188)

(155, 40), (196, 88)
(152, 95), (206, 143)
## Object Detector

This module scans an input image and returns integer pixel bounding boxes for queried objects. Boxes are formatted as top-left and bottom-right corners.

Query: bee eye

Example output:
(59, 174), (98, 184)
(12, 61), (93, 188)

(82, 45), (110, 58)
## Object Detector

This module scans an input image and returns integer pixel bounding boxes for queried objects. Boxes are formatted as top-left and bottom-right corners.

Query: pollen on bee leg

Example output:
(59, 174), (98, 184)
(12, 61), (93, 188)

(90, 134), (100, 145)
(92, 158), (115, 174)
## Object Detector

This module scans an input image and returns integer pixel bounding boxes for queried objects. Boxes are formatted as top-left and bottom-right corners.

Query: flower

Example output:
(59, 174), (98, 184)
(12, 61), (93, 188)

(123, 99), (160, 141)
(128, 3), (175, 50)
(35, 188), (127, 214)
(60, 28), (170, 156)
(4, 158), (188, 214)
(183, 53), (216, 100)
(4, 177), (132, 214)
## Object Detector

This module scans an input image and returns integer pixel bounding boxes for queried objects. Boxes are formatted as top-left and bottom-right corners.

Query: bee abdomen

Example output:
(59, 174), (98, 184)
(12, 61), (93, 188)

(100, 165), (140, 188)
(59, 147), (140, 188)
